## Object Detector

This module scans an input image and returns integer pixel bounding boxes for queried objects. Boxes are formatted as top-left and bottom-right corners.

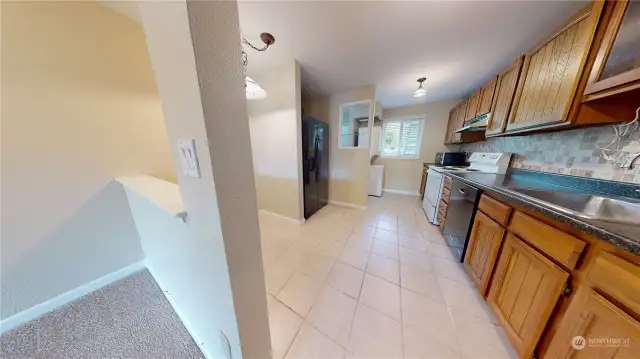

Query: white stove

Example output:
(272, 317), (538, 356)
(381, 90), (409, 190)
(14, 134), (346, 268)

(423, 152), (512, 224)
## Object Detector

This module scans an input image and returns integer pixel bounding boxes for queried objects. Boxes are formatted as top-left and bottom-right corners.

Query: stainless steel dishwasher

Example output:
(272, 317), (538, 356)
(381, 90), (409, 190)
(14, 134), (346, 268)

(442, 178), (481, 262)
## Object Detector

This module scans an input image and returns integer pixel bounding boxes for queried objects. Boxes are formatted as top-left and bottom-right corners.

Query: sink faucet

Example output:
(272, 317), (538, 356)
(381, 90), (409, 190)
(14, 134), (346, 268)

(620, 152), (640, 169)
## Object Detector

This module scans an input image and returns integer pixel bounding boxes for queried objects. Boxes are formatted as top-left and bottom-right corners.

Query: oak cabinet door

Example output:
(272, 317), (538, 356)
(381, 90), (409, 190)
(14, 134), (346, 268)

(444, 107), (458, 144)
(486, 57), (524, 136)
(507, 7), (598, 132)
(453, 100), (468, 143)
(487, 234), (569, 359)
(465, 91), (481, 123)
(544, 287), (640, 359)
(477, 76), (498, 116)
(464, 211), (505, 296)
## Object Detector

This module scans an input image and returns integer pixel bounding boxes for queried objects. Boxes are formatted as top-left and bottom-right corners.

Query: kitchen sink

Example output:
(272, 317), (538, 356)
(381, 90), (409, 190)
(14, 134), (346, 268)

(507, 188), (640, 225)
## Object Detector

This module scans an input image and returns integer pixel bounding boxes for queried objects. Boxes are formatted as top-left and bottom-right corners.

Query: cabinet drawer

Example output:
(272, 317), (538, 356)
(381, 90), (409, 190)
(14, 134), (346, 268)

(478, 195), (512, 226)
(509, 212), (586, 270)
(587, 252), (640, 316)
(441, 187), (451, 203)
(443, 176), (453, 190)
(438, 212), (445, 232)
(439, 200), (448, 216)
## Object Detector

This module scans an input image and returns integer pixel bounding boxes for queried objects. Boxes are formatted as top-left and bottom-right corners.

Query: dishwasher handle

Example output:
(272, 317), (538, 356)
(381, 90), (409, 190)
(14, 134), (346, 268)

(458, 189), (465, 194)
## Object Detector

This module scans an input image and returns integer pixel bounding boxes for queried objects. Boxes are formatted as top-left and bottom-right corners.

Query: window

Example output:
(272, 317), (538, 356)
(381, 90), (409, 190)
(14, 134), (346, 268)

(380, 117), (424, 158)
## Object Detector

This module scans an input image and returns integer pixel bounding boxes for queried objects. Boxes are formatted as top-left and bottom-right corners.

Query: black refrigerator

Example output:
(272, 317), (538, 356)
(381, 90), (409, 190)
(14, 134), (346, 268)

(302, 116), (329, 219)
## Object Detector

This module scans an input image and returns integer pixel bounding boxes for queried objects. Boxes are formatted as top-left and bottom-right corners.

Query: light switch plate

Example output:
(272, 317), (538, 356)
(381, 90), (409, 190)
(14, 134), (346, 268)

(178, 139), (201, 178)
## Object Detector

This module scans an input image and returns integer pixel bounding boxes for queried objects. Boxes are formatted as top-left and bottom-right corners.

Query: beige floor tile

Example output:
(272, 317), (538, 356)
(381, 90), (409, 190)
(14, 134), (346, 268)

(276, 273), (324, 316)
(399, 246), (432, 271)
(397, 224), (423, 238)
(359, 274), (401, 322)
(316, 239), (347, 259)
(326, 262), (365, 299)
(347, 233), (374, 251)
(425, 241), (457, 261)
(399, 234), (427, 252)
(439, 277), (496, 323)
(281, 248), (336, 281)
(377, 213), (398, 224)
(403, 323), (462, 359)
(376, 220), (398, 233)
(285, 323), (345, 359)
(373, 228), (399, 244)
(267, 295), (304, 359)
(449, 307), (514, 359)
(264, 260), (296, 295)
(306, 286), (357, 347)
(366, 253), (400, 284)
(400, 264), (444, 303)
(401, 288), (459, 351)
(338, 244), (370, 270)
(352, 225), (376, 238)
(370, 240), (399, 261)
(347, 304), (403, 358)
(422, 227), (447, 245)
(432, 256), (473, 285)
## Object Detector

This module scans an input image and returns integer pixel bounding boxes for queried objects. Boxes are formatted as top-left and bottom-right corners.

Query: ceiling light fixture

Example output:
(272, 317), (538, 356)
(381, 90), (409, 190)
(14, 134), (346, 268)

(242, 32), (275, 100)
(413, 77), (427, 98)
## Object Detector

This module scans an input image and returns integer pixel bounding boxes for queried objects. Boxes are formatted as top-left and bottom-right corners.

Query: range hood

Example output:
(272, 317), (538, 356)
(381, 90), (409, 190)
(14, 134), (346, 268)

(455, 113), (490, 133)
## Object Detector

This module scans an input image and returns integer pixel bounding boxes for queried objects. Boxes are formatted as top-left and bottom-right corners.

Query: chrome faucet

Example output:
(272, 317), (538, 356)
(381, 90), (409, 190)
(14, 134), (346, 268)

(620, 152), (640, 169)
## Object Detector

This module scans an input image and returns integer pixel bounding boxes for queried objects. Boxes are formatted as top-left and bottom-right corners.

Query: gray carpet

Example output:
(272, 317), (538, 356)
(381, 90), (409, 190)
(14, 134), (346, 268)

(0, 269), (203, 358)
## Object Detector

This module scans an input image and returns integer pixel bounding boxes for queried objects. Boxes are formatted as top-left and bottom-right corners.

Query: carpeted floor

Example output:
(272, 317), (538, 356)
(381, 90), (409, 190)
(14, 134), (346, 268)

(0, 269), (203, 358)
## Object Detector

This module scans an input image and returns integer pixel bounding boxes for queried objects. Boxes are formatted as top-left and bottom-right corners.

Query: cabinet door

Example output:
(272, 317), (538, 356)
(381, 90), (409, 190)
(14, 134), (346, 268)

(585, 0), (640, 98)
(465, 91), (481, 123)
(477, 76), (498, 116)
(464, 211), (505, 296)
(507, 6), (598, 132)
(452, 100), (467, 143)
(544, 287), (640, 359)
(487, 234), (570, 359)
(486, 57), (524, 136)
(444, 107), (458, 144)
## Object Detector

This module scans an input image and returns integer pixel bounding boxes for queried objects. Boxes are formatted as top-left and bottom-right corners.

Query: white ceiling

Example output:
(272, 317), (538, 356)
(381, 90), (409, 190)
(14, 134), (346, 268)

(101, 1), (588, 108)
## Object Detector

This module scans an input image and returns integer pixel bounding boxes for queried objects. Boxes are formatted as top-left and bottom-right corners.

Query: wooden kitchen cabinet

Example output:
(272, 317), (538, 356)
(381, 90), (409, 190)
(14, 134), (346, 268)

(454, 99), (468, 142)
(544, 287), (640, 359)
(486, 57), (524, 136)
(584, 0), (640, 100)
(506, 4), (602, 133)
(465, 91), (481, 123)
(477, 76), (498, 117)
(487, 233), (570, 359)
(444, 106), (459, 144)
(464, 211), (505, 296)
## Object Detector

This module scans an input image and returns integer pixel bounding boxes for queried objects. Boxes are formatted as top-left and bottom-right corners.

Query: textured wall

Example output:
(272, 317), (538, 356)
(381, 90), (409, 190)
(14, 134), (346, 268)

(375, 100), (459, 193)
(248, 60), (303, 220)
(461, 125), (640, 184)
(1, 1), (174, 320)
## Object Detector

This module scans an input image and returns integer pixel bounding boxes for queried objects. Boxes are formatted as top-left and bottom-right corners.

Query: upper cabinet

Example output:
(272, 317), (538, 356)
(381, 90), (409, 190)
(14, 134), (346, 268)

(477, 76), (498, 117)
(486, 57), (524, 137)
(584, 0), (640, 100)
(506, 5), (599, 132)
(465, 91), (481, 124)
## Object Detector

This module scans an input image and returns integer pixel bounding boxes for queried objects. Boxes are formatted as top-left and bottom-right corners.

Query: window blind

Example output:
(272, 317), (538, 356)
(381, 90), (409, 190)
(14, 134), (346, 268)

(381, 117), (423, 158)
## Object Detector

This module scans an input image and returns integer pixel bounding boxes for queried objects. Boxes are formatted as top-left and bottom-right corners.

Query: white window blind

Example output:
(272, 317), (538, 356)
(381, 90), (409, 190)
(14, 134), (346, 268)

(380, 117), (423, 158)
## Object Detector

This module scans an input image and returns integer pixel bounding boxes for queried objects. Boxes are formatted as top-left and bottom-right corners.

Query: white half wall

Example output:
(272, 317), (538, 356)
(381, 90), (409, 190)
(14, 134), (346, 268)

(247, 60), (304, 221)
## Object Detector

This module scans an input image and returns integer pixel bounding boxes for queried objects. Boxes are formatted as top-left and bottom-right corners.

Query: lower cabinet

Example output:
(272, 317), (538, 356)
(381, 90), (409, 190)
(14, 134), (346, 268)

(544, 287), (640, 359)
(487, 234), (570, 359)
(464, 211), (505, 296)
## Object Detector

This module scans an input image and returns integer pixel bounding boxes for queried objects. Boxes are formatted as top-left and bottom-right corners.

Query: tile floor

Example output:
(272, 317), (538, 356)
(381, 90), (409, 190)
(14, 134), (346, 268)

(260, 193), (518, 359)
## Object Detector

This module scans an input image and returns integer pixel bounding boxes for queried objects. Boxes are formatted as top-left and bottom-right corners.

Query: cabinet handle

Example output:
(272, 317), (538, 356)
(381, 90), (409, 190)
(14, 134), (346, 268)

(458, 189), (465, 194)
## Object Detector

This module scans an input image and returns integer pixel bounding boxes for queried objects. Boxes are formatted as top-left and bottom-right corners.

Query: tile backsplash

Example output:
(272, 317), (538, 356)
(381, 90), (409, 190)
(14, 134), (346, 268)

(461, 126), (640, 184)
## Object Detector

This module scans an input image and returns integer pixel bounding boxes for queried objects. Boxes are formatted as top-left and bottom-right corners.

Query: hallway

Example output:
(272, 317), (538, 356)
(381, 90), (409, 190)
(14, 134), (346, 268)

(260, 193), (517, 359)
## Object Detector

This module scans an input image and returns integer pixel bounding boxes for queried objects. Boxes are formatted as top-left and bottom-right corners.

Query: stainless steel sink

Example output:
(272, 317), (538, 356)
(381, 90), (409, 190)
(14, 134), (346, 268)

(507, 188), (640, 225)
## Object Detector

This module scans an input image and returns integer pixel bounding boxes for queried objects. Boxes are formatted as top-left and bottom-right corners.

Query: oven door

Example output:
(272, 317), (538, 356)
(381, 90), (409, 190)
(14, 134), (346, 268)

(442, 179), (480, 262)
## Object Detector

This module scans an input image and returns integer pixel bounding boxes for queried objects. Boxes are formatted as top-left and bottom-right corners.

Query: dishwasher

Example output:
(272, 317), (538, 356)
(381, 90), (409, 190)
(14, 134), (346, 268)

(442, 178), (481, 262)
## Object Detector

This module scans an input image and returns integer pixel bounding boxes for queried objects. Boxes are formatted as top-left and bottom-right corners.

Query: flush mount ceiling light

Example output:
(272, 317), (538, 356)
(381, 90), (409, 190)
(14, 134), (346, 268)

(242, 32), (275, 100)
(413, 77), (427, 98)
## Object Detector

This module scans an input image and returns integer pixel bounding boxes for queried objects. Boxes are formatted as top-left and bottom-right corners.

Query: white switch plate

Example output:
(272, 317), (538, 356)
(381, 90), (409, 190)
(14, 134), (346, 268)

(178, 139), (201, 178)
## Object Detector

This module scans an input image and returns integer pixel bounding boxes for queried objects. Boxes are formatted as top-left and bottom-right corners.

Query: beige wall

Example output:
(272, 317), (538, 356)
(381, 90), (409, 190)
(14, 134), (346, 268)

(375, 100), (459, 194)
(0, 1), (175, 319)
(248, 60), (303, 220)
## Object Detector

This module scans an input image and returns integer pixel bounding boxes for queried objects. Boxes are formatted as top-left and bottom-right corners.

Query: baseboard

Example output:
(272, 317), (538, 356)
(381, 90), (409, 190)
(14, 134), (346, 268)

(258, 209), (304, 225)
(328, 200), (367, 210)
(0, 261), (146, 334)
(146, 263), (211, 359)
(383, 188), (421, 196)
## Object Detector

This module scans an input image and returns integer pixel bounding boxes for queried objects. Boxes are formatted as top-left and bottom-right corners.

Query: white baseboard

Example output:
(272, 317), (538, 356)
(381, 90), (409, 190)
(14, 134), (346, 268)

(383, 188), (421, 196)
(328, 200), (367, 210)
(146, 263), (211, 359)
(0, 261), (146, 334)
(258, 209), (305, 225)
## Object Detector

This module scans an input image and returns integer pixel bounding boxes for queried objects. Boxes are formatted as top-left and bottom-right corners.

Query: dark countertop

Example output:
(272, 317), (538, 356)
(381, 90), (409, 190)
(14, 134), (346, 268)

(445, 170), (640, 255)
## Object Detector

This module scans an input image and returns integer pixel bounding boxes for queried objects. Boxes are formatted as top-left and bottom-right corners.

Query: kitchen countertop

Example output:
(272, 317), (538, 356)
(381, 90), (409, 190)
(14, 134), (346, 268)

(444, 170), (640, 255)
